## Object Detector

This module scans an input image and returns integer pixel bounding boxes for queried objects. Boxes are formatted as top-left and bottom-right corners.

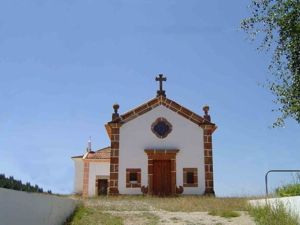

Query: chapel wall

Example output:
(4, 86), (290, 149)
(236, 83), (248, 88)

(88, 162), (110, 196)
(119, 105), (205, 195)
(73, 159), (84, 194)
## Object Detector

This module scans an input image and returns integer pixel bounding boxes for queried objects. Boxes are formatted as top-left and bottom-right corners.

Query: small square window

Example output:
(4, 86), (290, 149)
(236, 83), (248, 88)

(126, 168), (141, 188)
(183, 168), (198, 187)
(187, 172), (194, 184)
(129, 172), (138, 182)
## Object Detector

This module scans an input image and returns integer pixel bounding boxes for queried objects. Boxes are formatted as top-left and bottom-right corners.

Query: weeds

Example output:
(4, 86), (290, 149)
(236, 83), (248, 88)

(276, 183), (300, 197)
(275, 173), (300, 197)
(65, 205), (123, 225)
(249, 202), (299, 225)
(208, 210), (240, 218)
(86, 195), (249, 212)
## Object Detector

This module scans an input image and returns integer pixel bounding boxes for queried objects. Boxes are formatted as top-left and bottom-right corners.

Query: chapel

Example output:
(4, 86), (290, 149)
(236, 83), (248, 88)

(72, 74), (217, 197)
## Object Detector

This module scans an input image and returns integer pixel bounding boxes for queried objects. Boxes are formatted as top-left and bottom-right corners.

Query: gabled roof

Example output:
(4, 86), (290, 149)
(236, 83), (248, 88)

(71, 146), (111, 160)
(105, 95), (216, 137)
(105, 95), (215, 139)
(115, 95), (214, 125)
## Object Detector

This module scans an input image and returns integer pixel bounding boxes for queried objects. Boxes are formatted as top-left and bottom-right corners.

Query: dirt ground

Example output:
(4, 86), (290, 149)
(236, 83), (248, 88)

(84, 197), (256, 225)
(109, 210), (255, 225)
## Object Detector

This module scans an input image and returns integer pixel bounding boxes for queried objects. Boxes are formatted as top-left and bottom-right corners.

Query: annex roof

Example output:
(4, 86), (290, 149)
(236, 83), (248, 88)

(71, 146), (111, 160)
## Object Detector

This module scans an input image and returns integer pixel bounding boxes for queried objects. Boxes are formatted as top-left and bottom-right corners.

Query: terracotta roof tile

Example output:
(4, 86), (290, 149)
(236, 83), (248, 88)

(85, 147), (111, 159)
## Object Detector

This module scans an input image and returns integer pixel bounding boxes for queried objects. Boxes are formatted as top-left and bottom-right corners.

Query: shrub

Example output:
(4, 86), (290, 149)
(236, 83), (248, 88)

(276, 183), (300, 197)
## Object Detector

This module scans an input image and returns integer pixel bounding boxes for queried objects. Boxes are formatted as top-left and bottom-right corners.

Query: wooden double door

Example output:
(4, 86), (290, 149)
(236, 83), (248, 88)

(153, 160), (172, 196)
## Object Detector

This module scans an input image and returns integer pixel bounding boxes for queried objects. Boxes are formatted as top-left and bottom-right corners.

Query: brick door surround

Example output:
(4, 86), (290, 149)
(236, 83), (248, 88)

(144, 149), (179, 195)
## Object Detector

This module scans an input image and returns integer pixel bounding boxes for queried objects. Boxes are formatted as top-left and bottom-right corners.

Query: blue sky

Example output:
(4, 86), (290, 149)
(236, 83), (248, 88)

(0, 0), (299, 196)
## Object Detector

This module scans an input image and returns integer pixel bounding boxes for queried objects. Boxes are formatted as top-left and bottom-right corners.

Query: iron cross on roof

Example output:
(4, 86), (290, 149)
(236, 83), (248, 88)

(155, 74), (167, 97)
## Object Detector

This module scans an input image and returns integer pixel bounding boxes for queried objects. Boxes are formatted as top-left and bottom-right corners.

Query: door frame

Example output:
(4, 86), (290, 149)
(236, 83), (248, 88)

(95, 175), (109, 196)
(144, 149), (179, 195)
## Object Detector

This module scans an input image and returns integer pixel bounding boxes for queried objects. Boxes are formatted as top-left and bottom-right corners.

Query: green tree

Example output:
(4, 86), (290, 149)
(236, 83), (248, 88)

(241, 0), (300, 126)
(0, 173), (52, 194)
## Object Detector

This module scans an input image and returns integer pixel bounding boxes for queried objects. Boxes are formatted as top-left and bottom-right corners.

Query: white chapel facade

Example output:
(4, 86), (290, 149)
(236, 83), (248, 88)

(72, 74), (217, 197)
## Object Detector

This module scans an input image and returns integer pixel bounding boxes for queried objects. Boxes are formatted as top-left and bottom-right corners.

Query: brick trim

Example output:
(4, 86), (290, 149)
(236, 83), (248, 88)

(200, 124), (215, 195)
(108, 123), (121, 195)
(183, 168), (198, 187)
(145, 149), (179, 154)
(82, 161), (90, 197)
(144, 149), (179, 195)
(118, 96), (216, 127)
(126, 168), (141, 188)
(83, 159), (110, 163)
(95, 175), (109, 196)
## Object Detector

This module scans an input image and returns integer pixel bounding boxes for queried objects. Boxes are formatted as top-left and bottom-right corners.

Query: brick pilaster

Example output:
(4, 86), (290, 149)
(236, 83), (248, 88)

(82, 161), (90, 197)
(108, 123), (121, 195)
(201, 124), (215, 195)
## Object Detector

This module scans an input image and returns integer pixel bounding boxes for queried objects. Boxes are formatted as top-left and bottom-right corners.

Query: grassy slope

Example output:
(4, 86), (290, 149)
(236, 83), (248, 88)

(84, 195), (249, 212)
(66, 196), (249, 225)
(65, 205), (123, 225)
(66, 195), (300, 225)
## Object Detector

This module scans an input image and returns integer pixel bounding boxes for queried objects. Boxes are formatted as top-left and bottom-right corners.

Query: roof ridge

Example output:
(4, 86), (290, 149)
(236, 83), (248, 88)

(95, 146), (111, 152)
(114, 96), (212, 126)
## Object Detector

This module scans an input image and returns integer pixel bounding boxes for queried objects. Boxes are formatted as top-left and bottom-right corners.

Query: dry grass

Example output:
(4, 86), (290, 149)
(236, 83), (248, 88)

(208, 209), (241, 218)
(84, 195), (249, 212)
(65, 204), (160, 225)
(66, 196), (254, 225)
(249, 202), (300, 225)
(65, 205), (123, 225)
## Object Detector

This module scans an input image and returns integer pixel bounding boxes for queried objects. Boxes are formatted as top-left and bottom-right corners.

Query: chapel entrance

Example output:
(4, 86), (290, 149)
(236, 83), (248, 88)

(144, 149), (179, 196)
(153, 160), (171, 196)
(97, 179), (108, 195)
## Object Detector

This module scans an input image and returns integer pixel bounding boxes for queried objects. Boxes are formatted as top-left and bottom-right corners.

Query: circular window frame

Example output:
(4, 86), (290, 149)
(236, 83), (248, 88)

(151, 117), (173, 139)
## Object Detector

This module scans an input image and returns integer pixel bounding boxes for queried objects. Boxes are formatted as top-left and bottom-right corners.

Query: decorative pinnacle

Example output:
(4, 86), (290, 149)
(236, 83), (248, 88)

(203, 105), (209, 114)
(113, 104), (119, 113)
(203, 105), (211, 122)
(112, 104), (120, 120)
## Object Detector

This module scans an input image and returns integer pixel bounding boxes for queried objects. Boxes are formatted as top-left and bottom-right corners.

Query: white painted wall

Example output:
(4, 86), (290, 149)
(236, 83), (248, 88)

(73, 159), (83, 194)
(88, 162), (110, 196)
(119, 105), (205, 194)
(0, 188), (77, 225)
(249, 196), (300, 218)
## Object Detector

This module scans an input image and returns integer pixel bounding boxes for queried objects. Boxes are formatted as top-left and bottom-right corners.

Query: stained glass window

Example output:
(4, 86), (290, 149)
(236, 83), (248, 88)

(151, 117), (172, 138)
